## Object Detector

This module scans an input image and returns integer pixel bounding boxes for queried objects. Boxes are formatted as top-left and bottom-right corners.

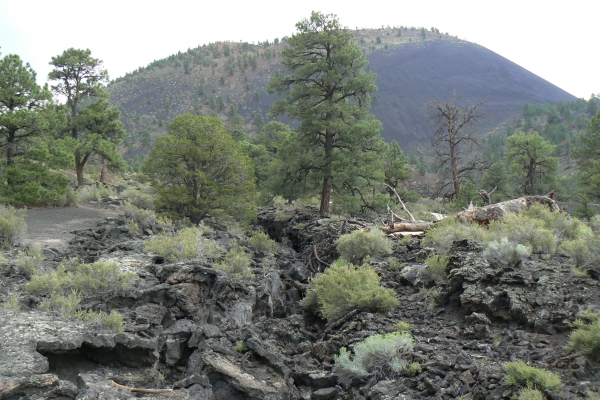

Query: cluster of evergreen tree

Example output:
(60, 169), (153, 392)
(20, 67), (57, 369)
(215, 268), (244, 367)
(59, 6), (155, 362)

(477, 97), (600, 205)
(0, 49), (126, 206)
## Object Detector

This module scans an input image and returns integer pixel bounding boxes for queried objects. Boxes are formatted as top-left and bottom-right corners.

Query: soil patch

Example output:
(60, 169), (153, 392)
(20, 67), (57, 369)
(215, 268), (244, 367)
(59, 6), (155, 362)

(23, 203), (120, 250)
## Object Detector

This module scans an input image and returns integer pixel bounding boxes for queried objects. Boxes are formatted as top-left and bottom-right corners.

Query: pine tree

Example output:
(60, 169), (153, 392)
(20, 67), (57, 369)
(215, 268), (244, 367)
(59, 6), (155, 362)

(268, 12), (383, 213)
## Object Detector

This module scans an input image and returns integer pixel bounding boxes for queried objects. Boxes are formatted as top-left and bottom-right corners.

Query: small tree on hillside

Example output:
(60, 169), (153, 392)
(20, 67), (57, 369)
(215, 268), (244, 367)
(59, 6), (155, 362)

(505, 131), (558, 195)
(49, 48), (125, 187)
(144, 114), (257, 224)
(427, 94), (484, 198)
(573, 110), (600, 201)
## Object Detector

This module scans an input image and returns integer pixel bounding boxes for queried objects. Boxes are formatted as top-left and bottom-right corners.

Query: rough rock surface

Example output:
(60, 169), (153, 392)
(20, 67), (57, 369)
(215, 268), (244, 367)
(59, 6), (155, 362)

(0, 206), (599, 399)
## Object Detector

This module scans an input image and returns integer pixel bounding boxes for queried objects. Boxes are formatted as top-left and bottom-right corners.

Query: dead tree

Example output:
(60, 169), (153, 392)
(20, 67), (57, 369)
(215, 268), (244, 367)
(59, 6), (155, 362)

(427, 94), (485, 198)
(477, 186), (496, 205)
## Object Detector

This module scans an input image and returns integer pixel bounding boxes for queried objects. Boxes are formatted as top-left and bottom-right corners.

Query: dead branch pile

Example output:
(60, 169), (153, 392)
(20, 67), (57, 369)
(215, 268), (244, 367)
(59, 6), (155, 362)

(457, 193), (559, 225)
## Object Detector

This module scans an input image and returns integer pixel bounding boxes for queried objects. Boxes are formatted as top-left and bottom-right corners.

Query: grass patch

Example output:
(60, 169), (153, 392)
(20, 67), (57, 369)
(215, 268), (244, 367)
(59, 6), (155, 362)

(0, 205), (26, 249)
(504, 361), (561, 391)
(38, 291), (124, 332)
(0, 295), (20, 310)
(27, 259), (136, 295)
(301, 259), (398, 321)
(335, 228), (392, 264)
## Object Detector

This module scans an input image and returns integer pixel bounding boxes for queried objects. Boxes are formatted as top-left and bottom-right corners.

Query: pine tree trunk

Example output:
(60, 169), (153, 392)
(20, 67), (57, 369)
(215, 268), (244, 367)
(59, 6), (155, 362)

(99, 157), (107, 183)
(76, 162), (85, 188)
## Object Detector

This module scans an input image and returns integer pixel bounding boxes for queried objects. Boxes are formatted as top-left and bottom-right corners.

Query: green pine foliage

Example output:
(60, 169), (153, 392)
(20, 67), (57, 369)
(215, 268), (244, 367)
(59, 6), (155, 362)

(301, 259), (398, 320)
(144, 114), (256, 224)
(573, 110), (600, 202)
(268, 12), (384, 213)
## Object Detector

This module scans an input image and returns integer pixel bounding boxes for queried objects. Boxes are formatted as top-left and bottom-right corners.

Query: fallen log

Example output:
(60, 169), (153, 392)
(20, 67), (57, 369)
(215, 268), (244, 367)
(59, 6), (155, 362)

(382, 184), (433, 237)
(457, 194), (559, 225)
(111, 380), (173, 393)
(382, 221), (432, 233)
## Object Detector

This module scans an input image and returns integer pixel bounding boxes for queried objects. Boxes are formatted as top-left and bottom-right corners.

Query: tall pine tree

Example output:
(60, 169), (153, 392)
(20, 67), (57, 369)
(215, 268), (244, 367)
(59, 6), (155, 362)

(268, 12), (383, 214)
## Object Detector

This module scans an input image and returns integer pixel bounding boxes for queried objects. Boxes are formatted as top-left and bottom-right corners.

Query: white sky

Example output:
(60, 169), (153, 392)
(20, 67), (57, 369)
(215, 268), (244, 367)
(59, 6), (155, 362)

(1, 0), (598, 99)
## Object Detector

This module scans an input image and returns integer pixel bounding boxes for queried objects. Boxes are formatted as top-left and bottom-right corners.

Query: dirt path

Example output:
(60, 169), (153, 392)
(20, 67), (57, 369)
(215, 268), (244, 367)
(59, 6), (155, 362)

(24, 204), (120, 250)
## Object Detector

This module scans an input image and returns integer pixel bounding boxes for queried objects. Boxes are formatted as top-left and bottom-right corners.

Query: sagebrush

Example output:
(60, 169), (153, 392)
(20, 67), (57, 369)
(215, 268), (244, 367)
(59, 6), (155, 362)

(335, 228), (392, 264)
(0, 205), (26, 249)
(504, 361), (561, 391)
(334, 332), (415, 386)
(301, 259), (398, 320)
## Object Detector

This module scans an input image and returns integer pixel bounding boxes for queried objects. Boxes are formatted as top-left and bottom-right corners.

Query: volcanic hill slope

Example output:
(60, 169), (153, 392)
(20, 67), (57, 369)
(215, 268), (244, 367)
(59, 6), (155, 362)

(107, 27), (575, 155)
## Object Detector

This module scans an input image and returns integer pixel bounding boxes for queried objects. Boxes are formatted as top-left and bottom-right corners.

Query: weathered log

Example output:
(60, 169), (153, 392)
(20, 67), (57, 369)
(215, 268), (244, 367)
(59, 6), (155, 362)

(381, 221), (433, 233)
(111, 380), (173, 393)
(457, 195), (559, 225)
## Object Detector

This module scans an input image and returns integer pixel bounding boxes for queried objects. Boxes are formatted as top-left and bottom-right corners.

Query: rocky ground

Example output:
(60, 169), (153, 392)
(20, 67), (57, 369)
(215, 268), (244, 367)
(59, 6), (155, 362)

(0, 205), (599, 399)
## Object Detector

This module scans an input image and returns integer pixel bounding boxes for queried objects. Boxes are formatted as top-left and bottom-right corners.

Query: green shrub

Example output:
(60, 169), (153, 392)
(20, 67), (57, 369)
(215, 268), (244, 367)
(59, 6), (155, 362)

(0, 205), (26, 249)
(521, 204), (592, 240)
(422, 218), (492, 256)
(144, 227), (206, 262)
(588, 390), (600, 400)
(387, 257), (404, 270)
(301, 259), (398, 320)
(504, 361), (562, 391)
(214, 241), (253, 280)
(76, 308), (124, 333)
(38, 291), (81, 318)
(483, 237), (531, 266)
(560, 239), (591, 268)
(398, 235), (411, 246)
(566, 311), (600, 359)
(18, 246), (44, 274)
(121, 183), (155, 210)
(235, 340), (245, 352)
(121, 201), (157, 227)
(590, 215), (600, 233)
(247, 231), (277, 253)
(517, 386), (546, 400)
(38, 291), (124, 332)
(425, 255), (448, 282)
(490, 214), (556, 254)
(395, 321), (410, 333)
(78, 185), (116, 202)
(334, 332), (414, 386)
(335, 229), (392, 264)
(403, 362), (422, 377)
(27, 259), (135, 295)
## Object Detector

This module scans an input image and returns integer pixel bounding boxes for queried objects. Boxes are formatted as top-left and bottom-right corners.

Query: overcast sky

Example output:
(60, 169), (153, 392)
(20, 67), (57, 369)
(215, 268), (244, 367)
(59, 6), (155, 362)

(1, 0), (598, 99)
